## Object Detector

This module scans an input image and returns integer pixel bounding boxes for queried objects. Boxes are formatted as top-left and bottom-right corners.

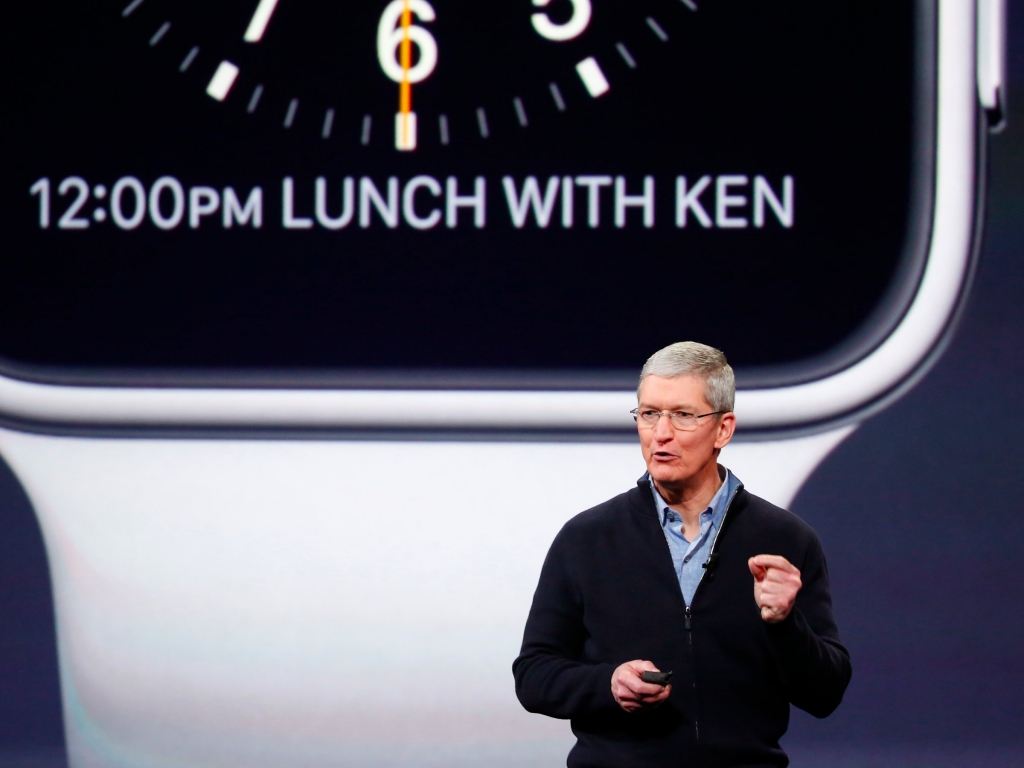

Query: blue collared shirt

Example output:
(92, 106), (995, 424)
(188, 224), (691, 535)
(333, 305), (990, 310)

(650, 467), (742, 606)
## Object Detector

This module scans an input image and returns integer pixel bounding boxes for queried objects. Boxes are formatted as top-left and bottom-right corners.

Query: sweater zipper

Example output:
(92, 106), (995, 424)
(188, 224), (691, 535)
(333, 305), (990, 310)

(686, 605), (696, 740)
(687, 484), (740, 744)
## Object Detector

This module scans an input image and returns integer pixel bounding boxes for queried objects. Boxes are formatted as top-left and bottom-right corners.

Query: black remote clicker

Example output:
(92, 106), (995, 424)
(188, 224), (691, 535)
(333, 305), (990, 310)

(641, 670), (673, 685)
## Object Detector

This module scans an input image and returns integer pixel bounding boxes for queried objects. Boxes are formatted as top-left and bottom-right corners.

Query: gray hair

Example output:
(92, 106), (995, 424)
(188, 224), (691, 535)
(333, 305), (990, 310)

(637, 341), (735, 413)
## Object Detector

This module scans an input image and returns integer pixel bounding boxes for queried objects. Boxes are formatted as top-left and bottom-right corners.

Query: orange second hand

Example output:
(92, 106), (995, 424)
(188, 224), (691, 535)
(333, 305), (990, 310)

(400, 81), (411, 115)
(400, 1), (412, 116)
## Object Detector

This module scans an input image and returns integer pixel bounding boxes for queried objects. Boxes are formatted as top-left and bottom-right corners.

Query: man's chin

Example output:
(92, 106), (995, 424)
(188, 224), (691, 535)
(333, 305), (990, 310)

(647, 466), (684, 485)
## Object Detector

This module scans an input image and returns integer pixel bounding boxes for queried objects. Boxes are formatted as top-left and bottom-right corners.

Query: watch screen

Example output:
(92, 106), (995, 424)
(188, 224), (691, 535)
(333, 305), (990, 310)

(0, 0), (927, 388)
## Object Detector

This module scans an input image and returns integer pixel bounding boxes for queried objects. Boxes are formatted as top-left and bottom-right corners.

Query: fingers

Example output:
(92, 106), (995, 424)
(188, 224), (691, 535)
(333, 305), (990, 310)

(758, 601), (790, 623)
(621, 661), (669, 697)
(754, 575), (800, 598)
(643, 684), (671, 707)
(612, 660), (673, 712)
(749, 555), (802, 624)
(749, 556), (802, 590)
(752, 578), (801, 625)
(760, 605), (787, 622)
(754, 591), (795, 615)
(617, 684), (672, 711)
(749, 554), (799, 574)
(754, 570), (802, 594)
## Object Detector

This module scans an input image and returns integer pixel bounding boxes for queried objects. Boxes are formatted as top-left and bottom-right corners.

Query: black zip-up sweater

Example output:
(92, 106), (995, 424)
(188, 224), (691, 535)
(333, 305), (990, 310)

(513, 476), (851, 768)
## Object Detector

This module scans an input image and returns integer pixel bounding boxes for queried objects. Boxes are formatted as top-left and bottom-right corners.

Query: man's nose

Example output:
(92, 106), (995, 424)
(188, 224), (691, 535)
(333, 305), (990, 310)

(653, 413), (675, 440)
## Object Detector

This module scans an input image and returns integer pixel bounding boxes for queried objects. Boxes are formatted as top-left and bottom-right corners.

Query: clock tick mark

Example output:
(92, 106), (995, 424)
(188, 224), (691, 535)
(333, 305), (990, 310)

(322, 109), (335, 139)
(680, 0), (698, 11)
(206, 61), (239, 101)
(284, 98), (299, 128)
(549, 83), (567, 112)
(121, 0), (146, 18)
(149, 22), (171, 47)
(577, 57), (610, 98)
(361, 115), (373, 145)
(439, 115), (450, 145)
(514, 97), (529, 127)
(616, 42), (637, 69)
(179, 46), (199, 72)
(476, 108), (490, 139)
(646, 17), (669, 42)
(244, 0), (282, 43)
(247, 85), (264, 113)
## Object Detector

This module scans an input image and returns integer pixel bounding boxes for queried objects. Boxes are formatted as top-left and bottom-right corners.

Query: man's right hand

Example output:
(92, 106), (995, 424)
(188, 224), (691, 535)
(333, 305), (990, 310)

(611, 660), (672, 712)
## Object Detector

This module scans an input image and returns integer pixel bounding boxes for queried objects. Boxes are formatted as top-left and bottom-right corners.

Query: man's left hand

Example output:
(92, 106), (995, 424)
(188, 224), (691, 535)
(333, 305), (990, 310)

(748, 555), (802, 623)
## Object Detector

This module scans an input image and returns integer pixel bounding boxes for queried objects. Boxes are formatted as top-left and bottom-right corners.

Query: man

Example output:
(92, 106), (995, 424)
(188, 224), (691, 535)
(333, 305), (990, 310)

(513, 341), (851, 767)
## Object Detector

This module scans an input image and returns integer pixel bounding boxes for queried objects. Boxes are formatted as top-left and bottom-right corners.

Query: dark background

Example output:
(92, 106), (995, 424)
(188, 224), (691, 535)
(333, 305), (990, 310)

(781, 12), (1024, 765)
(0, 0), (916, 382)
(2, 6), (1023, 768)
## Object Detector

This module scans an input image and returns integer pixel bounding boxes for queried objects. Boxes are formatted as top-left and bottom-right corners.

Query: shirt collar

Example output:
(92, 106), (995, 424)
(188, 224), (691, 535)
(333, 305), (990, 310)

(649, 466), (740, 528)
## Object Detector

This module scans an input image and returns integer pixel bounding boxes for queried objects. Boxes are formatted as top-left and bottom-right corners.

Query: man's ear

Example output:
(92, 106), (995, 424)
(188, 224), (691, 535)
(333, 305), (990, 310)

(714, 412), (736, 450)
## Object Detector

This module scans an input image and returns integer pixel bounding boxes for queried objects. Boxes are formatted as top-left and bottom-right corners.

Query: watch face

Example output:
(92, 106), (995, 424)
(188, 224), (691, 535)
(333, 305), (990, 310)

(0, 0), (927, 388)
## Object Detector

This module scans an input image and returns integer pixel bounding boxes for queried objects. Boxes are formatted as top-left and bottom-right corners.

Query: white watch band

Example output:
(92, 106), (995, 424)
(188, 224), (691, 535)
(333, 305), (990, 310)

(0, 426), (851, 766)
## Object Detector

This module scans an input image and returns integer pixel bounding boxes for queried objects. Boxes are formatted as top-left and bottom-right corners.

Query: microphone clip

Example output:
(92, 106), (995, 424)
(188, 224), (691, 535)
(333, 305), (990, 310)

(702, 553), (720, 577)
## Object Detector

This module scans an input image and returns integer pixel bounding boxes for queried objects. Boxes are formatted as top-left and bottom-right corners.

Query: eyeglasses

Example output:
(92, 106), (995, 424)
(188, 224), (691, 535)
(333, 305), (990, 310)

(630, 408), (724, 431)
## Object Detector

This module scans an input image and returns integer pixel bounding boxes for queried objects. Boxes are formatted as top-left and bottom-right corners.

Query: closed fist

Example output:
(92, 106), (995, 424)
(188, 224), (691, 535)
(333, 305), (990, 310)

(748, 554), (801, 623)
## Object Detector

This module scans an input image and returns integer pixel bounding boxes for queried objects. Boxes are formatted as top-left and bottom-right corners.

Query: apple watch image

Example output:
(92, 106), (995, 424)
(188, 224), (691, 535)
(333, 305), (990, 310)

(0, 1), (1004, 765)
